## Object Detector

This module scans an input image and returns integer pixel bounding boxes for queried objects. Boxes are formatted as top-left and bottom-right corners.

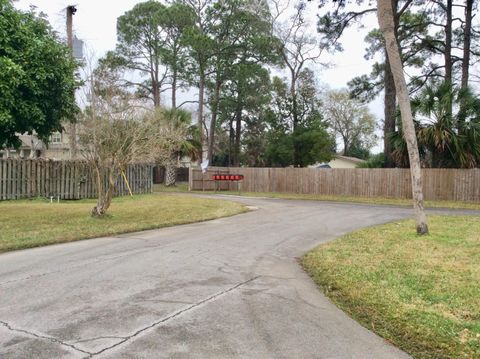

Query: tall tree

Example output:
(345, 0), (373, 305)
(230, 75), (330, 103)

(206, 0), (279, 164)
(107, 1), (168, 107)
(161, 2), (196, 109)
(218, 63), (272, 166)
(181, 0), (215, 162)
(323, 90), (377, 157)
(265, 70), (334, 167)
(378, 0), (428, 235)
(0, 0), (78, 149)
(271, 0), (324, 164)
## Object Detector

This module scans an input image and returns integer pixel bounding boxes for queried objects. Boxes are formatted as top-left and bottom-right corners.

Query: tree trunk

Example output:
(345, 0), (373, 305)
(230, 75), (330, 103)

(165, 164), (177, 187)
(378, 0), (428, 235)
(208, 79), (222, 163)
(290, 70), (299, 166)
(151, 56), (161, 107)
(445, 0), (453, 85)
(172, 69), (177, 110)
(461, 0), (473, 89)
(444, 0), (453, 119)
(384, 53), (397, 167)
(234, 106), (242, 167)
(91, 167), (115, 217)
(459, 0), (473, 133)
(198, 71), (206, 164)
(172, 47), (178, 110)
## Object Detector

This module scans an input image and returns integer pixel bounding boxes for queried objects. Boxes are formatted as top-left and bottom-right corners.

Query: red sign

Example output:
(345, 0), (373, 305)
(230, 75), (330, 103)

(212, 174), (244, 181)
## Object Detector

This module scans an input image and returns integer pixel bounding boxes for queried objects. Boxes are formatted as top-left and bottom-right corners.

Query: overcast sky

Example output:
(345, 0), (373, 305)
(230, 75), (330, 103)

(14, 0), (385, 152)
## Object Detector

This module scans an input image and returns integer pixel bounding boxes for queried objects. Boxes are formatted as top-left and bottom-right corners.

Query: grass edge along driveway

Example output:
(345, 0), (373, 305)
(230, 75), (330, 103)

(0, 193), (247, 253)
(302, 215), (480, 359)
(203, 190), (480, 211)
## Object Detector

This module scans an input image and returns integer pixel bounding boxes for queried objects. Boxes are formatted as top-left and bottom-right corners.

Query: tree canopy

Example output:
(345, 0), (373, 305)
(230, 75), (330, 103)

(0, 0), (78, 149)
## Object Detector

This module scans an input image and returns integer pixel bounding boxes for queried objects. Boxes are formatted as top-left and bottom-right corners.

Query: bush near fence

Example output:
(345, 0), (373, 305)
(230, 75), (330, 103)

(190, 167), (480, 202)
(0, 159), (153, 200)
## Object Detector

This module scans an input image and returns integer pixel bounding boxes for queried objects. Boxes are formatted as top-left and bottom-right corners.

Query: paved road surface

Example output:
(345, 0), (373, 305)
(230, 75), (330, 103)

(3, 195), (471, 358)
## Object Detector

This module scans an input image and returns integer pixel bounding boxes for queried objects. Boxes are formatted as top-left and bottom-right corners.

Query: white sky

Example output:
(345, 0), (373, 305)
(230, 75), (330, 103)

(14, 0), (384, 152)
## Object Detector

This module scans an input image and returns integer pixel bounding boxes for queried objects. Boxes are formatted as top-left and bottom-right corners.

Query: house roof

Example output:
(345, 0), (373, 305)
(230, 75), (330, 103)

(333, 155), (366, 164)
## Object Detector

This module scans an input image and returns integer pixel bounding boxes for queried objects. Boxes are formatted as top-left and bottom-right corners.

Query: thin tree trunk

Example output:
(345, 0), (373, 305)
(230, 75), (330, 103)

(229, 118), (234, 166)
(378, 0), (428, 235)
(461, 0), (473, 89)
(152, 62), (161, 107)
(92, 167), (115, 217)
(172, 46), (178, 110)
(459, 0), (473, 133)
(384, 53), (397, 167)
(384, 0), (399, 168)
(234, 106), (242, 167)
(208, 79), (222, 163)
(290, 70), (299, 166)
(443, 0), (454, 120)
(198, 70), (206, 164)
(172, 70), (177, 110)
(445, 0), (453, 85)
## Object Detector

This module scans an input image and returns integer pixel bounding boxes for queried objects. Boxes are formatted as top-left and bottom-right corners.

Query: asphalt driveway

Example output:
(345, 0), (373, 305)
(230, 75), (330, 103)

(0, 195), (457, 358)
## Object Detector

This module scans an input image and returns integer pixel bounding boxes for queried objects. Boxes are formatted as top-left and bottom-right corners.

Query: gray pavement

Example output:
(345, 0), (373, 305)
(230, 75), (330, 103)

(2, 195), (472, 359)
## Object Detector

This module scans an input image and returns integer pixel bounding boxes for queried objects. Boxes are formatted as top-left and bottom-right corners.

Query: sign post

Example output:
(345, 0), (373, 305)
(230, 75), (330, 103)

(200, 160), (209, 192)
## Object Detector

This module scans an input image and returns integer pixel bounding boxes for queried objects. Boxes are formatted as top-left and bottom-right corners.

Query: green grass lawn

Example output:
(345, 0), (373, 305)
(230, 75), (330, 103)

(0, 193), (246, 253)
(302, 216), (480, 359)
(153, 182), (189, 193)
(209, 191), (480, 210)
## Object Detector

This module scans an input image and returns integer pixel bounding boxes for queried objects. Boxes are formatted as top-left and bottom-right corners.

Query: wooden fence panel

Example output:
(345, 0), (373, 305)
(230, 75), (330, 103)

(190, 167), (480, 202)
(0, 159), (153, 200)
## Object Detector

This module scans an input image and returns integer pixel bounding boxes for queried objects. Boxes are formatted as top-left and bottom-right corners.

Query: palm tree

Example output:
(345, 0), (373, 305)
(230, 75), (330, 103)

(378, 0), (429, 235)
(162, 109), (201, 186)
(389, 117), (426, 168)
(414, 82), (480, 168)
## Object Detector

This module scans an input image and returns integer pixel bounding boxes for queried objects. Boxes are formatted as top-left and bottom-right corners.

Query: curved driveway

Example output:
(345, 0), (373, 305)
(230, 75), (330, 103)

(1, 195), (457, 359)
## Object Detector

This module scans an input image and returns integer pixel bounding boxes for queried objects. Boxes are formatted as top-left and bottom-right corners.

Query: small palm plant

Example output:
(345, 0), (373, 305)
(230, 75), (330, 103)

(161, 109), (201, 186)
(390, 81), (480, 168)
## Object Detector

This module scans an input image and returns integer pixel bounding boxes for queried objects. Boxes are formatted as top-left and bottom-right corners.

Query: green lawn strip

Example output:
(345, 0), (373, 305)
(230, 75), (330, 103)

(0, 193), (246, 253)
(302, 215), (480, 359)
(203, 190), (480, 210)
(153, 182), (189, 193)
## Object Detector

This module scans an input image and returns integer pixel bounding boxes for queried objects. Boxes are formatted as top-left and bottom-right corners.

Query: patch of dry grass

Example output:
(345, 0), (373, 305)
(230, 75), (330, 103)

(302, 215), (480, 359)
(0, 194), (246, 253)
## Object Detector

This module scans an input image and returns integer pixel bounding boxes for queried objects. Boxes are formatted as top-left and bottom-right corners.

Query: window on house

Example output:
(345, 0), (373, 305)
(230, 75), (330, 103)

(51, 132), (62, 143)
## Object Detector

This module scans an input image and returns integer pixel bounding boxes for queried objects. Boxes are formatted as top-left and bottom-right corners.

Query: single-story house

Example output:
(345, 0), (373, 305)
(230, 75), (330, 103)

(310, 155), (366, 169)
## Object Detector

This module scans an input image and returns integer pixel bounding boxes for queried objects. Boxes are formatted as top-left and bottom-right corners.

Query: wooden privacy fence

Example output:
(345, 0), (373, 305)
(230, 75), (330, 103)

(0, 159), (153, 200)
(190, 167), (480, 202)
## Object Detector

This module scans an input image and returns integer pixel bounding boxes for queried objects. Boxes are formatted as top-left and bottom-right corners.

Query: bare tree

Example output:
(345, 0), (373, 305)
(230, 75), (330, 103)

(323, 90), (377, 156)
(377, 0), (428, 235)
(271, 1), (323, 125)
(79, 64), (185, 216)
(269, 0), (324, 164)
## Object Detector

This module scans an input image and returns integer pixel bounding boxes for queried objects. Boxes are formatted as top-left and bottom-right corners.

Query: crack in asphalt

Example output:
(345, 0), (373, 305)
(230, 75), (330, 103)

(84, 276), (260, 358)
(72, 336), (127, 344)
(0, 276), (260, 358)
(0, 320), (92, 355)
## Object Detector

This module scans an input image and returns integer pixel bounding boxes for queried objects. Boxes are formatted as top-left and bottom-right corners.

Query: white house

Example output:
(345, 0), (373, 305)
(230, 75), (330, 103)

(310, 155), (366, 169)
